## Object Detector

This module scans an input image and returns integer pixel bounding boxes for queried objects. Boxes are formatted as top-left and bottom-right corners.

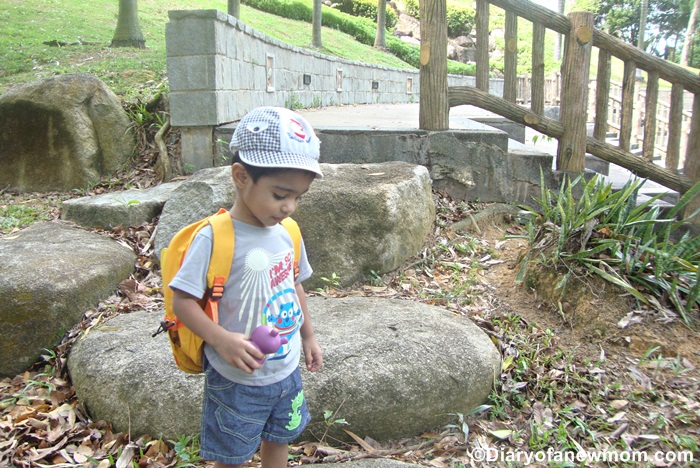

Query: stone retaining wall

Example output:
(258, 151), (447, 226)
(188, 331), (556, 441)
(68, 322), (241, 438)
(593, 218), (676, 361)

(165, 9), (505, 170)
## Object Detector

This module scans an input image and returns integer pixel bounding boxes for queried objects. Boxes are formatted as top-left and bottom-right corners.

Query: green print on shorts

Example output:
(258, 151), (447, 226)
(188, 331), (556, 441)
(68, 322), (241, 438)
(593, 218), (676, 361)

(285, 390), (304, 431)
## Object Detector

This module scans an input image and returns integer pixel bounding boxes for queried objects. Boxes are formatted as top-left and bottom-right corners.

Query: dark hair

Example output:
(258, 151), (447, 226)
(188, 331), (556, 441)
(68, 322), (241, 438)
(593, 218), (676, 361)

(231, 151), (316, 183)
(231, 151), (287, 183)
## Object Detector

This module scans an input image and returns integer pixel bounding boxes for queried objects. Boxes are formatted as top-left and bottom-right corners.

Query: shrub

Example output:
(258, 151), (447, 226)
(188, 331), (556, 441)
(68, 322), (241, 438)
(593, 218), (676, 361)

(334, 0), (398, 29)
(518, 172), (700, 327)
(446, 5), (474, 38)
(241, 0), (474, 76)
(403, 0), (420, 18)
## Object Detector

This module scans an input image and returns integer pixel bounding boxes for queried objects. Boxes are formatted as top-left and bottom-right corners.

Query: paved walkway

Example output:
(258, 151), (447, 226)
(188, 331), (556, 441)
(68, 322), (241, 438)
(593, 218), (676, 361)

(298, 103), (678, 201)
(297, 103), (497, 129)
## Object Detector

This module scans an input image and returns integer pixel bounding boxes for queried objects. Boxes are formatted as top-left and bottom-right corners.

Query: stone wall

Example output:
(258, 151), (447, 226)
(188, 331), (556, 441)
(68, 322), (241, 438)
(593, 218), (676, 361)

(165, 9), (505, 170)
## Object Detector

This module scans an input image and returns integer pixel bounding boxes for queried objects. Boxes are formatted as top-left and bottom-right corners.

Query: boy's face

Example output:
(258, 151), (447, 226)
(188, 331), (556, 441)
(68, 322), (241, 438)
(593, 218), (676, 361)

(231, 164), (315, 227)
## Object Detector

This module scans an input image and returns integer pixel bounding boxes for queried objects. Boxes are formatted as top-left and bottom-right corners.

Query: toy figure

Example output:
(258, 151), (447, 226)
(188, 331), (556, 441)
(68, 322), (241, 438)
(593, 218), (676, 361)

(249, 325), (289, 364)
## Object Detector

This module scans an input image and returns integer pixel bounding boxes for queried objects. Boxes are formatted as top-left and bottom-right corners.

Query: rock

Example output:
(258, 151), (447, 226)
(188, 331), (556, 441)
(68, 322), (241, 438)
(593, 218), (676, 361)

(154, 162), (435, 289)
(300, 297), (500, 442)
(68, 297), (500, 441)
(0, 74), (135, 192)
(153, 166), (236, 258)
(296, 162), (435, 288)
(399, 35), (421, 47)
(0, 222), (136, 377)
(61, 181), (183, 229)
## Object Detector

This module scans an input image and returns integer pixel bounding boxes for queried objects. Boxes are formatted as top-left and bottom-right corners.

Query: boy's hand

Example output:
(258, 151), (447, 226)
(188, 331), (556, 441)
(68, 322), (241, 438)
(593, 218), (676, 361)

(214, 331), (265, 374)
(302, 334), (323, 372)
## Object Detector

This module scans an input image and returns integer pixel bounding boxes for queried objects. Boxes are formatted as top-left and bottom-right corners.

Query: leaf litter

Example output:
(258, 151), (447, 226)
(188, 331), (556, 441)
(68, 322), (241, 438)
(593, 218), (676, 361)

(1, 158), (699, 466)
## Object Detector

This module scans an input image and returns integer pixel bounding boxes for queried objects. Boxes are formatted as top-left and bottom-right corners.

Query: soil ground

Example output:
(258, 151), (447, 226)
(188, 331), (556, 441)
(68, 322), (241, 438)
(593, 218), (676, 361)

(472, 214), (700, 368)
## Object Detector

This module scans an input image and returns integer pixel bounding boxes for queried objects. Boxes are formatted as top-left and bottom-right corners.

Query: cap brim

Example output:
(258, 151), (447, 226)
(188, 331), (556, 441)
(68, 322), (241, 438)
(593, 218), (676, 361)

(239, 150), (323, 179)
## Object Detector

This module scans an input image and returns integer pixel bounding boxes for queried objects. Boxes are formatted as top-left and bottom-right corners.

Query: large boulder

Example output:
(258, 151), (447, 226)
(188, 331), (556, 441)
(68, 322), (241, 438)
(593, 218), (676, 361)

(154, 162), (435, 288)
(0, 222), (136, 377)
(0, 74), (135, 192)
(68, 297), (500, 441)
(153, 166), (236, 257)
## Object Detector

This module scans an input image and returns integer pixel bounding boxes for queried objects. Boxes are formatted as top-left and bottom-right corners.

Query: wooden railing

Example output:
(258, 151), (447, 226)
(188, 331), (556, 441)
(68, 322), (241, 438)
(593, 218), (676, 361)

(449, 0), (700, 218)
(517, 74), (694, 165)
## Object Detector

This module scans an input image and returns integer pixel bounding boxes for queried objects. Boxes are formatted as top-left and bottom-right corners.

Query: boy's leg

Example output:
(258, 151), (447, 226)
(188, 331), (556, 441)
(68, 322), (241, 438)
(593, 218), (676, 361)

(260, 440), (289, 468)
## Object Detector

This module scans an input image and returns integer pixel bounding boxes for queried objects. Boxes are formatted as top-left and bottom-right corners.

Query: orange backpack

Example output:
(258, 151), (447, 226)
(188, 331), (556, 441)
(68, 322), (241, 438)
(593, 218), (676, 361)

(156, 208), (302, 374)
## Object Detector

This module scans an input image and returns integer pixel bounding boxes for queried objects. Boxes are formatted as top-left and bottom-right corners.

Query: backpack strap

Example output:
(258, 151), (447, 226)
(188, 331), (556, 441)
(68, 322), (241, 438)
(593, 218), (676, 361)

(204, 208), (235, 324)
(280, 217), (302, 281)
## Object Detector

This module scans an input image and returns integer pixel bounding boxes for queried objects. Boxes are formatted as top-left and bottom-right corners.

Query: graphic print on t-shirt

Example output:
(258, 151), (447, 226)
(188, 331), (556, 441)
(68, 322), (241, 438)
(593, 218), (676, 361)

(240, 247), (302, 360)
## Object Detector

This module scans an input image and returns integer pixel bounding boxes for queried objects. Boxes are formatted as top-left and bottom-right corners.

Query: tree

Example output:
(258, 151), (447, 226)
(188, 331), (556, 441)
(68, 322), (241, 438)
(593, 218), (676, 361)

(228, 0), (240, 19)
(555, 0), (566, 60)
(312, 0), (323, 48)
(374, 0), (387, 49)
(594, 0), (691, 57)
(111, 0), (145, 48)
(638, 0), (648, 50)
(681, 0), (700, 65)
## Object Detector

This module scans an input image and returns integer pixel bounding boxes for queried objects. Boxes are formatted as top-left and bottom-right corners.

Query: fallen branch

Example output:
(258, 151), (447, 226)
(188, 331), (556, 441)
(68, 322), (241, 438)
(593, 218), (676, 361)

(154, 118), (172, 183)
(43, 39), (103, 47)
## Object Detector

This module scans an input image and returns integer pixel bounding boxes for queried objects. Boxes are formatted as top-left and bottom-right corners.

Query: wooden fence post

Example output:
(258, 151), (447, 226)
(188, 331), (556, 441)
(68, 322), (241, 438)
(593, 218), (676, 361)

(475, 0), (490, 93)
(683, 92), (700, 221)
(419, 0), (449, 130)
(557, 11), (594, 173)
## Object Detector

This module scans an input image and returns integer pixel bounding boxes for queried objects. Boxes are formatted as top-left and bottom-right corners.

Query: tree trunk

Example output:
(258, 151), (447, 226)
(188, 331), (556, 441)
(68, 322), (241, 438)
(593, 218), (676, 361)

(419, 0), (449, 130)
(312, 0), (323, 48)
(111, 0), (145, 48)
(554, 0), (565, 61)
(228, 0), (240, 19)
(681, 0), (700, 66)
(374, 0), (387, 49)
(638, 0), (648, 51)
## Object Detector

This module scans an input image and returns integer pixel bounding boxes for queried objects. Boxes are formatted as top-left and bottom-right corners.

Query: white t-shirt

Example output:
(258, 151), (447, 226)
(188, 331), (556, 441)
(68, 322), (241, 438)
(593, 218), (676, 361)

(168, 218), (312, 386)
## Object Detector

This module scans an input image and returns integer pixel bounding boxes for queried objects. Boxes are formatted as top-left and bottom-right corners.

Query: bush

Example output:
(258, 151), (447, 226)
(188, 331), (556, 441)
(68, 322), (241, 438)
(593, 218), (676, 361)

(241, 0), (474, 76)
(334, 0), (398, 30)
(446, 5), (474, 38)
(403, 0), (419, 18)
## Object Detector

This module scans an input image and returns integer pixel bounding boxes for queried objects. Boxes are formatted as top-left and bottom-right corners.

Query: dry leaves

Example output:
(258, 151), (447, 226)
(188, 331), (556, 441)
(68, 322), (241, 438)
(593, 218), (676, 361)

(2, 183), (699, 467)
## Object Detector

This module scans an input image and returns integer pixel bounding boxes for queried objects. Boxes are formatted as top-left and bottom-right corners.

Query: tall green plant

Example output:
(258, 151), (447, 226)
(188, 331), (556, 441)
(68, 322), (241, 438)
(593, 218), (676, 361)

(518, 172), (700, 327)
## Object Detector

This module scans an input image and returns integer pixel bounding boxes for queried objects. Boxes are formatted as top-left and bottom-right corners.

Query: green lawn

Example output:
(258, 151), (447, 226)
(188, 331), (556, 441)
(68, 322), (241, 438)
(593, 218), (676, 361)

(0, 0), (412, 100)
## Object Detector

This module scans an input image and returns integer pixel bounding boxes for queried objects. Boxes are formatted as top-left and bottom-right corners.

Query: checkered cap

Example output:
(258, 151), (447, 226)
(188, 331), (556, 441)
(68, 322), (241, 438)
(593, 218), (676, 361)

(230, 107), (323, 178)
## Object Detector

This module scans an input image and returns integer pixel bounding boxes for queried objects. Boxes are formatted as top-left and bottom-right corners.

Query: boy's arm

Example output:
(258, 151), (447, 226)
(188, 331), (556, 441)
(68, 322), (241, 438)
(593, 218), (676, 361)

(296, 283), (322, 372)
(171, 289), (264, 373)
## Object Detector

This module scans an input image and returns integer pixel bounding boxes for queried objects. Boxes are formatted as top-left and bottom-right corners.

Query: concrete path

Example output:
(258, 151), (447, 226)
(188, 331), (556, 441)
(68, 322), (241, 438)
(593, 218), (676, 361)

(297, 103), (496, 129)
(298, 103), (679, 203)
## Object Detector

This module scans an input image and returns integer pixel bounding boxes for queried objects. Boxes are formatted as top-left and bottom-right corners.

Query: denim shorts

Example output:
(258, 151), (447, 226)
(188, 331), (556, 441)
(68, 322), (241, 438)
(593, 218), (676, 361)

(199, 360), (310, 465)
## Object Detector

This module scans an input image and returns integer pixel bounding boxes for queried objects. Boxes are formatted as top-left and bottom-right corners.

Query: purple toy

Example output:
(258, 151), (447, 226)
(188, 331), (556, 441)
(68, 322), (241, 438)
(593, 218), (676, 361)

(249, 325), (288, 364)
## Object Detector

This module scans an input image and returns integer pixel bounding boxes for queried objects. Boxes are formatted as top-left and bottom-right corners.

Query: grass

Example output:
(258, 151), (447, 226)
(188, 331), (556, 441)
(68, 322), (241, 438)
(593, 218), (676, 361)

(0, 0), (413, 100)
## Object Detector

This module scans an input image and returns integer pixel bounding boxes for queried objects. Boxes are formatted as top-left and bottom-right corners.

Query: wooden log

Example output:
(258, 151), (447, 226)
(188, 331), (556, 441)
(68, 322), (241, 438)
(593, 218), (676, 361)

(419, 0), (449, 130)
(557, 11), (593, 173)
(448, 85), (694, 194)
(475, 0), (489, 92)
(531, 23), (545, 115)
(593, 29), (700, 94)
(489, 0), (569, 35)
(503, 10), (518, 103)
(593, 49), (611, 141)
(666, 83), (684, 173)
(490, 0), (700, 93)
(643, 71), (659, 163)
(619, 60), (636, 151)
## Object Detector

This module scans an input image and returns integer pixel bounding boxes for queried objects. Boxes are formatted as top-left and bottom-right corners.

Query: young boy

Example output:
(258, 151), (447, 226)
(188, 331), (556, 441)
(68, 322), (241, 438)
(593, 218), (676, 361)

(168, 106), (323, 468)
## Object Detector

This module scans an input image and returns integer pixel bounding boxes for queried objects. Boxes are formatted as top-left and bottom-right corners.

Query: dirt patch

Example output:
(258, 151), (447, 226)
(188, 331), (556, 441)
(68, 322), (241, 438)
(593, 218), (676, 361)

(470, 211), (700, 368)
